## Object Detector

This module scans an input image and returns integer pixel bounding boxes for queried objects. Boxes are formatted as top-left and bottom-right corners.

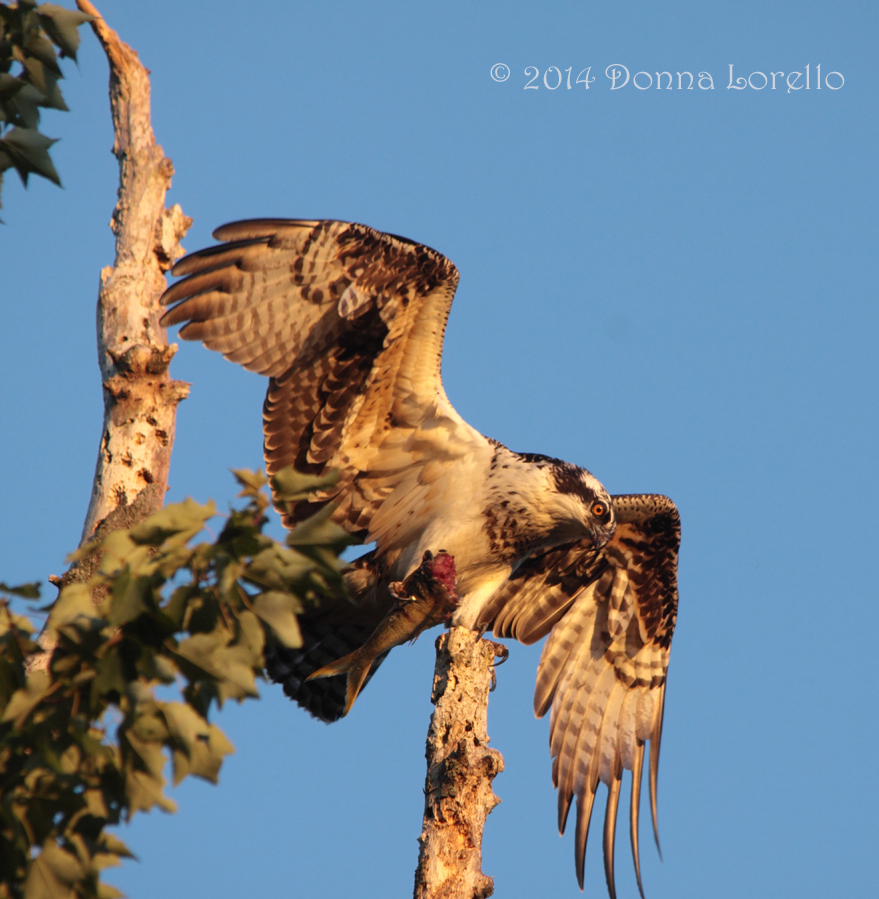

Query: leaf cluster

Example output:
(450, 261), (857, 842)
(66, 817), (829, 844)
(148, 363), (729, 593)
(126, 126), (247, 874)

(0, 1), (92, 208)
(0, 468), (353, 899)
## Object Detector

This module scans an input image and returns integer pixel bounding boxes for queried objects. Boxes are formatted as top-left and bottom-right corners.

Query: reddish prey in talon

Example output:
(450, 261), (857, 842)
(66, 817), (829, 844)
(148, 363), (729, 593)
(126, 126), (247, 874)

(308, 551), (460, 716)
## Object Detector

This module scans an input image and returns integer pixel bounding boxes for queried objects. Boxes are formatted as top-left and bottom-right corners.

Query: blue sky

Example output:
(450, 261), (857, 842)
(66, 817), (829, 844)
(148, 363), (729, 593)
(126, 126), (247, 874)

(2, 2), (877, 897)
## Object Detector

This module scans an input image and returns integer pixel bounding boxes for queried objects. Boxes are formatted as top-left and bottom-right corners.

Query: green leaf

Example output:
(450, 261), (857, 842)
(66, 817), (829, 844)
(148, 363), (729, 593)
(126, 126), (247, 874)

(231, 467), (266, 494)
(92, 649), (128, 701)
(107, 571), (153, 627)
(271, 466), (339, 503)
(175, 630), (224, 675)
(0, 125), (60, 185)
(253, 591), (302, 648)
(0, 655), (25, 708)
(286, 502), (354, 550)
(2, 669), (51, 727)
(126, 687), (170, 746)
(0, 581), (41, 599)
(128, 498), (215, 545)
(0, 72), (27, 103)
(99, 531), (147, 577)
(152, 542), (194, 580)
(24, 839), (83, 899)
(0, 611), (37, 635)
(212, 642), (259, 703)
(163, 702), (235, 784)
(47, 582), (103, 635)
(38, 4), (93, 60)
(247, 543), (318, 589)
(35, 69), (67, 112)
(83, 787), (110, 821)
(150, 654), (179, 684)
(217, 558), (245, 601)
(0, 467), (338, 896)
(163, 700), (210, 785)
(96, 832), (134, 860)
(6, 81), (44, 130)
(22, 33), (61, 76)
(124, 766), (176, 816)
(236, 609), (265, 658)
(161, 585), (193, 629)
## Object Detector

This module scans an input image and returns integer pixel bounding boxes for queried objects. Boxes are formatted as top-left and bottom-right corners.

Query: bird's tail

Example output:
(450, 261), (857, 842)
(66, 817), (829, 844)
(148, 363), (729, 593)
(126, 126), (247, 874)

(263, 550), (394, 722)
(307, 649), (372, 718)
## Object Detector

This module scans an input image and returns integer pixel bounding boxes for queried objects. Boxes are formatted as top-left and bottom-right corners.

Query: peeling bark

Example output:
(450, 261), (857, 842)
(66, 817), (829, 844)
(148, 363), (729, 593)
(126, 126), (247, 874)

(414, 628), (506, 899)
(75, 0), (191, 547)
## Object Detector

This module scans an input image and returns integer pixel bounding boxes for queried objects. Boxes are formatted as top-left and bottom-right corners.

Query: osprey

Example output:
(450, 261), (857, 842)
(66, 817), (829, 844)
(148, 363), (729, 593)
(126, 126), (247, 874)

(161, 219), (680, 897)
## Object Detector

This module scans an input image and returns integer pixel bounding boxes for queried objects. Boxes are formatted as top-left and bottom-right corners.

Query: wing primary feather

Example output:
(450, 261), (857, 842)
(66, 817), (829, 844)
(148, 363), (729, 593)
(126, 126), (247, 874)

(630, 742), (646, 899)
(603, 775), (622, 899)
(211, 218), (320, 241)
(574, 788), (598, 891)
(558, 789), (573, 836)
(649, 681), (667, 859)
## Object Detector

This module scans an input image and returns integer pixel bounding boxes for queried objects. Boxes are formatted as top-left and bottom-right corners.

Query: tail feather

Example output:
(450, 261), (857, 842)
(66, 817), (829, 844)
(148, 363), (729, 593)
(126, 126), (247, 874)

(308, 649), (373, 717)
(264, 551), (395, 722)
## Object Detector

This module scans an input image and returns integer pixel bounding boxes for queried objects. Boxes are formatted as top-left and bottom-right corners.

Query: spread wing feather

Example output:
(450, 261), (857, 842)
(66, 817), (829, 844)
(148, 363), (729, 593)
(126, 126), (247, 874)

(163, 219), (682, 897)
(482, 493), (679, 895)
(162, 219), (491, 541)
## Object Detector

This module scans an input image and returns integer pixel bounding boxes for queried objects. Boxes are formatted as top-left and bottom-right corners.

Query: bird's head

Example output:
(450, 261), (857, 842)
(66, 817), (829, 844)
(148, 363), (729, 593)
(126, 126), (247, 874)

(548, 463), (616, 549)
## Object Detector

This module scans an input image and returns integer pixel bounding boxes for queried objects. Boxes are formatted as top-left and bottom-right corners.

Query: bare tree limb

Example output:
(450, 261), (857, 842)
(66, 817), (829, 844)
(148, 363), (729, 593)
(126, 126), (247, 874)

(32, 3), (191, 671)
(415, 627), (506, 899)
(75, 0), (191, 549)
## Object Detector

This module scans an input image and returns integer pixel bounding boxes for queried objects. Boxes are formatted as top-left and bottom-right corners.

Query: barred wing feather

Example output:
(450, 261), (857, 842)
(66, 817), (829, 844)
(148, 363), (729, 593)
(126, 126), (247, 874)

(484, 494), (679, 897)
(161, 219), (491, 545)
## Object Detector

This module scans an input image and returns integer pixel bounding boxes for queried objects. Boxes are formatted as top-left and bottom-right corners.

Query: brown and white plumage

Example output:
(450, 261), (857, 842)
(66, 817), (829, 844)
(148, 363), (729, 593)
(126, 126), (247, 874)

(483, 493), (679, 895)
(161, 219), (680, 897)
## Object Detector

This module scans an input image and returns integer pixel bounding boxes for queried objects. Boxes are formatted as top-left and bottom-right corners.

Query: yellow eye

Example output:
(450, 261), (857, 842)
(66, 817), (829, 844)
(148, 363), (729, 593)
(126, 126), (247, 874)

(591, 502), (606, 518)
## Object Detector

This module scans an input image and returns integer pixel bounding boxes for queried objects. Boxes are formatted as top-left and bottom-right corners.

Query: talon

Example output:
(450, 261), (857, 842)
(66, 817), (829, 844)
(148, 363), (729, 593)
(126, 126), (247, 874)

(484, 639), (509, 663)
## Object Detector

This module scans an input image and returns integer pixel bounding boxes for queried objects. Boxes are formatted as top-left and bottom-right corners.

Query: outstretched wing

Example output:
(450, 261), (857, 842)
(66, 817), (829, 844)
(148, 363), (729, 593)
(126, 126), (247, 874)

(161, 219), (492, 552)
(482, 493), (680, 897)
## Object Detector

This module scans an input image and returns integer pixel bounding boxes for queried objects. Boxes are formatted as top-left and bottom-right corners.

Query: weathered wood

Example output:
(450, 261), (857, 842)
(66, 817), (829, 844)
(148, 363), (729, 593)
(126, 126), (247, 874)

(32, 4), (191, 673)
(414, 628), (506, 899)
(75, 0), (191, 547)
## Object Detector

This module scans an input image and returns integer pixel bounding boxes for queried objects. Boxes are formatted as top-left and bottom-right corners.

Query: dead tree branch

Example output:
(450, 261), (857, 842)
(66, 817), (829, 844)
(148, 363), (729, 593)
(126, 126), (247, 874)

(33, 2), (191, 670)
(68, 0), (192, 560)
(74, 0), (190, 552)
(415, 627), (506, 899)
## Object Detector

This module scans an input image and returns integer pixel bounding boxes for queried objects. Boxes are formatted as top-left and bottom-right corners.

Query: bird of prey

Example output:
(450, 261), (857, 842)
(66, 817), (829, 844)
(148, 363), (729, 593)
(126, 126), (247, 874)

(161, 219), (680, 897)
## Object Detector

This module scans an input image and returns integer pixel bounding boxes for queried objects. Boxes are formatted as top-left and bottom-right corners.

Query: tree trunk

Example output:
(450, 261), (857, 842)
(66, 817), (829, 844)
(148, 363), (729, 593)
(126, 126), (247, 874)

(414, 628), (506, 899)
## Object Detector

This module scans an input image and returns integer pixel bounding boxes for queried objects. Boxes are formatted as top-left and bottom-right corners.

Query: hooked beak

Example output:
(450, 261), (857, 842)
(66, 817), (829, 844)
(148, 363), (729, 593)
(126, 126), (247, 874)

(591, 522), (615, 551)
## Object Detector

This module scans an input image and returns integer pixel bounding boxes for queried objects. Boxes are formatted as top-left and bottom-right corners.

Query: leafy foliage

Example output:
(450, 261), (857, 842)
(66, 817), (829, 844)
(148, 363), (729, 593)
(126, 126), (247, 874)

(0, 469), (353, 899)
(0, 1), (92, 210)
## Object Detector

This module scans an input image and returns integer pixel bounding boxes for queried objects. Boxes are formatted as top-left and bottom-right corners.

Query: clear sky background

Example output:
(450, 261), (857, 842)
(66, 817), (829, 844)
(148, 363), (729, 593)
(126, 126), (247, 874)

(2, 2), (877, 897)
